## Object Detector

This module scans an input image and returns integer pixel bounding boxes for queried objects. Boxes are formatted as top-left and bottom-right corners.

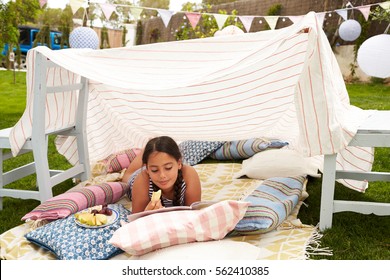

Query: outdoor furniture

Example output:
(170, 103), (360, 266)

(0, 52), (91, 209)
(319, 110), (390, 230)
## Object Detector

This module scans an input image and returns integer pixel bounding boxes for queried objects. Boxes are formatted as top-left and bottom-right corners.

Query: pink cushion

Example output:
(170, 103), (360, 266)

(21, 182), (129, 221)
(109, 200), (249, 256)
(99, 148), (142, 173)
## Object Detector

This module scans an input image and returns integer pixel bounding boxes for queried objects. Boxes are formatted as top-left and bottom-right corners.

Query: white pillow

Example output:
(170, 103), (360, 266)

(129, 240), (261, 260)
(233, 149), (320, 179)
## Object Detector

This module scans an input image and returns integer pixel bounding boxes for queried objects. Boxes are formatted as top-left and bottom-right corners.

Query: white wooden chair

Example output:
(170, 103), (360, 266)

(319, 110), (390, 230)
(0, 52), (91, 209)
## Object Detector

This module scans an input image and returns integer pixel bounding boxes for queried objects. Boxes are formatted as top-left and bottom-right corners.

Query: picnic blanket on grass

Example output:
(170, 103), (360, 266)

(0, 163), (331, 260)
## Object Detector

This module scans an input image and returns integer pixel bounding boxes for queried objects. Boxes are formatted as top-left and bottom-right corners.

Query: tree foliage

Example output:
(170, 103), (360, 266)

(0, 0), (40, 66)
(175, 8), (243, 41)
(202, 0), (236, 5)
(139, 0), (169, 9)
(1, 0), (73, 67)
(181, 2), (203, 11)
(0, 0), (40, 50)
(371, 5), (390, 30)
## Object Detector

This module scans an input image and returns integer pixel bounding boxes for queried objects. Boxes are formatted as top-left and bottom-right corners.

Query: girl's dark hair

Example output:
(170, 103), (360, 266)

(142, 136), (183, 206)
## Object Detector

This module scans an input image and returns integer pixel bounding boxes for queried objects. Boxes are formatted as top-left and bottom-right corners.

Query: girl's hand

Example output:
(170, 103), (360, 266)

(144, 199), (163, 211)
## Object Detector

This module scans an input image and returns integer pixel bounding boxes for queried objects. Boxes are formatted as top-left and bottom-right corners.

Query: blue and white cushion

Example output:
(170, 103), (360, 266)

(179, 140), (225, 166)
(25, 204), (130, 260)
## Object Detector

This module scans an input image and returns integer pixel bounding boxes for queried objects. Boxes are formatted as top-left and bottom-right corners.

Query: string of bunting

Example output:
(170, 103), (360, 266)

(38, 0), (390, 32)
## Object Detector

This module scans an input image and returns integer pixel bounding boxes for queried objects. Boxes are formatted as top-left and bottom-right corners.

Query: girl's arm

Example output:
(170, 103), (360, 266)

(182, 165), (202, 206)
(130, 170), (162, 213)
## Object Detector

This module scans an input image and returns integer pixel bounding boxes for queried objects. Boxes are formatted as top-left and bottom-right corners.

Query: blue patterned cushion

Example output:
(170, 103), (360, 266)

(232, 176), (305, 235)
(25, 204), (130, 260)
(179, 140), (225, 166)
(69, 27), (99, 49)
(210, 138), (288, 160)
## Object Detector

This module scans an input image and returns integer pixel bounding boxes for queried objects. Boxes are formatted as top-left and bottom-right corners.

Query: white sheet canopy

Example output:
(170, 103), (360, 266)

(9, 12), (373, 192)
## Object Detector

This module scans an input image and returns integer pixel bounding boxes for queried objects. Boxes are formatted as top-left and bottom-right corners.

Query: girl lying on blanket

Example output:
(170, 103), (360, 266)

(122, 136), (201, 213)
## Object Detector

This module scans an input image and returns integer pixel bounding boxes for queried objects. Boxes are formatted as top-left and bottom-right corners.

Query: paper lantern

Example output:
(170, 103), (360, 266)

(214, 25), (244, 37)
(357, 34), (390, 78)
(69, 27), (99, 49)
(339, 19), (361, 41)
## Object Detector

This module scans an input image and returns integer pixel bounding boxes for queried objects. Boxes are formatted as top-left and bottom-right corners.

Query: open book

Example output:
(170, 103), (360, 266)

(127, 200), (217, 222)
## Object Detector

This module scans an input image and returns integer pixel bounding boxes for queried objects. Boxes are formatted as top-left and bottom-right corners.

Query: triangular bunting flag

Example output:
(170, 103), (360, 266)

(39, 0), (47, 8)
(239, 16), (255, 32)
(157, 9), (173, 27)
(214, 14), (229, 30)
(357, 5), (371, 21)
(335, 9), (348, 21)
(130, 7), (144, 20)
(315, 12), (326, 28)
(289, 15), (304, 24)
(264, 16), (279, 30)
(379, 2), (390, 10)
(99, 3), (117, 20)
(185, 12), (201, 29)
(69, 0), (85, 15)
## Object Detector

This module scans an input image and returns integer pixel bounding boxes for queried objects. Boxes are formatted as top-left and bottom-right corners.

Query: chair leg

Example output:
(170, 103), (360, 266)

(32, 139), (53, 203)
(74, 76), (91, 182)
(319, 154), (337, 231)
(76, 135), (91, 182)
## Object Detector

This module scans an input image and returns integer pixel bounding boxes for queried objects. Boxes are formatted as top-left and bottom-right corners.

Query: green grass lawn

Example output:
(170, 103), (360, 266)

(0, 70), (389, 259)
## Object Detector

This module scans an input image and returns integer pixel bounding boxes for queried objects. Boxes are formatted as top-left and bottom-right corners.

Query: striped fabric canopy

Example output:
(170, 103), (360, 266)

(10, 12), (373, 192)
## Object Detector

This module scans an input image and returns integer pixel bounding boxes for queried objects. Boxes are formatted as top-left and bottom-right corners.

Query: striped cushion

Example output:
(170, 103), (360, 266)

(21, 182), (129, 221)
(232, 176), (305, 235)
(210, 138), (288, 160)
(98, 148), (142, 173)
(109, 200), (249, 256)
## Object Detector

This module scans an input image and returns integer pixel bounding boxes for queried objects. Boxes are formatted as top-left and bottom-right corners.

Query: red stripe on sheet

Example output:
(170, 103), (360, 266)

(308, 65), (322, 154)
(209, 38), (308, 78)
(189, 51), (307, 88)
(107, 80), (297, 110)
(316, 34), (335, 154)
(337, 151), (370, 171)
(343, 147), (374, 165)
(297, 82), (311, 155)
(351, 145), (374, 157)
(107, 98), (294, 124)
(342, 127), (355, 139)
(86, 94), (294, 130)
(62, 136), (77, 157)
(87, 56), (234, 63)
(86, 110), (289, 143)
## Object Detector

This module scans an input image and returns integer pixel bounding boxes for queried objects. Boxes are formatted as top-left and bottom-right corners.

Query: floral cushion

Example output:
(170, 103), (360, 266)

(24, 204), (130, 260)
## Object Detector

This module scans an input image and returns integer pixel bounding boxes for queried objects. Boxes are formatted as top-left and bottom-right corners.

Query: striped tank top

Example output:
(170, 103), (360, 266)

(126, 167), (186, 207)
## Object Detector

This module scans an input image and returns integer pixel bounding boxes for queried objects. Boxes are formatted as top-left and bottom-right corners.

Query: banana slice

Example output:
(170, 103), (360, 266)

(151, 189), (162, 202)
